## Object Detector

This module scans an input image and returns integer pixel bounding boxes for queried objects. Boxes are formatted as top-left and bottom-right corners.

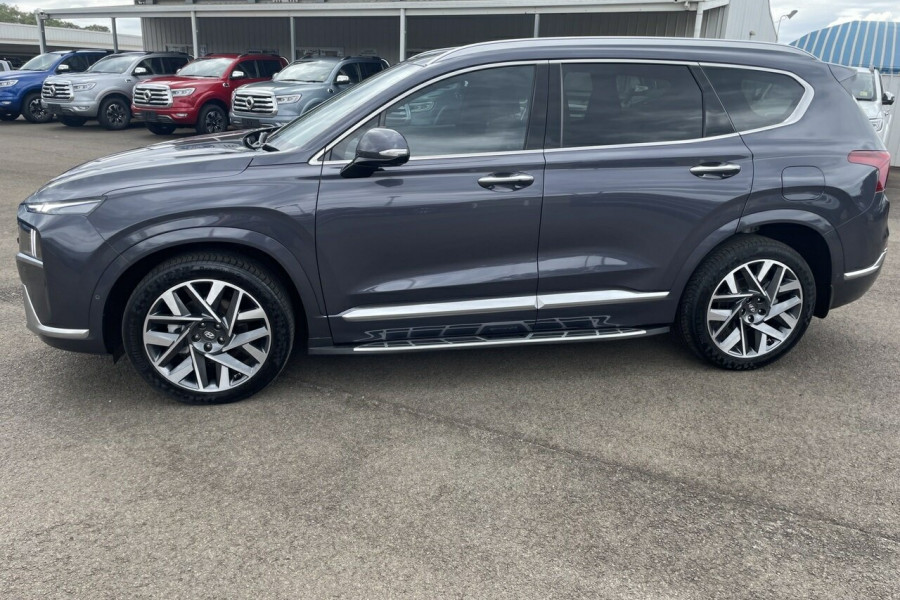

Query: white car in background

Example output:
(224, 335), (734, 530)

(843, 66), (894, 143)
(0, 60), (14, 72)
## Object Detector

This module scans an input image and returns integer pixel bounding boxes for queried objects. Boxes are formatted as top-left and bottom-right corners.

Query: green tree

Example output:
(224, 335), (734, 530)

(0, 3), (109, 32)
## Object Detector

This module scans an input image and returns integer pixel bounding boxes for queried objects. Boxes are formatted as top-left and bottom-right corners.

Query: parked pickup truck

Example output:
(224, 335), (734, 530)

(41, 51), (191, 130)
(133, 53), (287, 135)
(0, 50), (110, 123)
(230, 56), (388, 129)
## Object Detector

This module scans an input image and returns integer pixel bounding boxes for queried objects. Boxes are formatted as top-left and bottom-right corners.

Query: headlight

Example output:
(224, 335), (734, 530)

(276, 94), (301, 104)
(26, 198), (103, 215)
(171, 88), (195, 97)
(72, 82), (96, 91)
(0, 79), (18, 88)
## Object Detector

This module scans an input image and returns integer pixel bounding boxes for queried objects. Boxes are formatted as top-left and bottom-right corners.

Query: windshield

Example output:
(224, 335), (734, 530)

(848, 72), (877, 101)
(177, 57), (233, 78)
(19, 53), (59, 71)
(268, 62), (421, 151)
(88, 55), (135, 74)
(274, 60), (336, 83)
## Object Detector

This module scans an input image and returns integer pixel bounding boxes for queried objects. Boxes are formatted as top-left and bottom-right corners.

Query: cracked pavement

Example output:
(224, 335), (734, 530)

(1, 121), (898, 598)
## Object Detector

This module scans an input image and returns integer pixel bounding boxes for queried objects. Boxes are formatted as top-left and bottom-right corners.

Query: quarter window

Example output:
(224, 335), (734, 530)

(703, 66), (805, 131)
(560, 63), (703, 147)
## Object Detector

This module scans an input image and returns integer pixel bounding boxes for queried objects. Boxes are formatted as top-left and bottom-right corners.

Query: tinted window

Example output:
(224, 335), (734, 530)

(358, 62), (383, 79)
(257, 59), (282, 78)
(62, 54), (91, 73)
(336, 64), (360, 85)
(161, 56), (189, 74)
(136, 59), (156, 75)
(238, 60), (260, 78)
(703, 67), (805, 131)
(561, 63), (703, 147)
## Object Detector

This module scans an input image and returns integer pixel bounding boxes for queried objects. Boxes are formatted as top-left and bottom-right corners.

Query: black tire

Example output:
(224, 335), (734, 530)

(196, 104), (227, 135)
(146, 122), (177, 135)
(675, 235), (816, 370)
(122, 252), (295, 405)
(22, 92), (52, 123)
(0, 112), (19, 121)
(59, 115), (87, 127)
(98, 96), (131, 130)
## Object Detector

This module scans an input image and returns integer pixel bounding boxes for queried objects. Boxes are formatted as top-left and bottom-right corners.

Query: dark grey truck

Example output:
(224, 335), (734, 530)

(16, 38), (890, 404)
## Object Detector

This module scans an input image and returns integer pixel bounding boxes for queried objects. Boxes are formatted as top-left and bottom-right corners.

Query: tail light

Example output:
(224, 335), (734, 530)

(848, 150), (891, 193)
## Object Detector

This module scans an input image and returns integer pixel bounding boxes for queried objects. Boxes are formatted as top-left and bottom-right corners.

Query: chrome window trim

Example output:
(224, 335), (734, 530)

(844, 250), (886, 280)
(22, 285), (89, 340)
(339, 290), (669, 322)
(308, 60), (545, 166)
(320, 148), (544, 167)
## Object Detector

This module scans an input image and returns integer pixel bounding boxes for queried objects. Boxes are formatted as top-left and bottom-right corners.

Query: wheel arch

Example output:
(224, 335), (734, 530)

(98, 91), (131, 106)
(93, 229), (327, 357)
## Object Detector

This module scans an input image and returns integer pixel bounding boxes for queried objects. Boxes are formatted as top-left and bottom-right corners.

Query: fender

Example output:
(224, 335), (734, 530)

(88, 226), (332, 351)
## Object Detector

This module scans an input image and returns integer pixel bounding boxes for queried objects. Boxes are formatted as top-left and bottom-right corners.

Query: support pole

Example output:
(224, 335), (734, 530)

(35, 10), (47, 54)
(289, 16), (296, 62)
(191, 11), (199, 58)
(399, 8), (406, 62)
(693, 5), (705, 38)
(111, 18), (119, 53)
(533, 13), (540, 38)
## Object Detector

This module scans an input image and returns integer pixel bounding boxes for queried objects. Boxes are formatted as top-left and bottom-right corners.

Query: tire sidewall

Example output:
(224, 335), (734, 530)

(23, 92), (52, 123)
(123, 259), (294, 404)
(99, 98), (130, 130)
(196, 105), (226, 135)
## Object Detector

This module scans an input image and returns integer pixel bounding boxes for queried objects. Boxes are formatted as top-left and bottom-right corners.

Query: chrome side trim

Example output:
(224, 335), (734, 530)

(339, 290), (669, 322)
(16, 252), (43, 268)
(22, 286), (89, 340)
(844, 250), (887, 280)
(352, 326), (669, 353)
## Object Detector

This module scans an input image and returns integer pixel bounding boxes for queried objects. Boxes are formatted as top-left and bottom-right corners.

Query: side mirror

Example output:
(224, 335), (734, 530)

(883, 91), (895, 106)
(231, 70), (246, 80)
(133, 67), (148, 75)
(341, 128), (410, 178)
(335, 74), (351, 85)
(56, 64), (70, 73)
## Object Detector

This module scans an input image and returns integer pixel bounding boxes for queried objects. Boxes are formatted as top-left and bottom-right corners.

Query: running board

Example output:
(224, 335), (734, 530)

(307, 326), (669, 354)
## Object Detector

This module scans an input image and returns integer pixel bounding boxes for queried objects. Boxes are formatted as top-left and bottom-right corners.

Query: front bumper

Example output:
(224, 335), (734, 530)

(0, 91), (23, 114)
(229, 112), (294, 129)
(41, 99), (99, 118)
(132, 106), (198, 126)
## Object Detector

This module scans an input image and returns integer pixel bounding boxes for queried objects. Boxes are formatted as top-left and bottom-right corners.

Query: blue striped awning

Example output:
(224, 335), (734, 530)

(791, 21), (900, 74)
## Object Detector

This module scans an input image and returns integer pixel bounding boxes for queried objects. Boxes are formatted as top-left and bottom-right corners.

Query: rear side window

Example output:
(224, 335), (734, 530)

(703, 67), (805, 132)
(358, 62), (383, 79)
(257, 59), (282, 78)
(160, 56), (189, 74)
(560, 63), (703, 147)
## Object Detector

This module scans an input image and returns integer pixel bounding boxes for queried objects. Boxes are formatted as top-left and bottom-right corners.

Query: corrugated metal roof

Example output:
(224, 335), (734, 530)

(790, 21), (900, 74)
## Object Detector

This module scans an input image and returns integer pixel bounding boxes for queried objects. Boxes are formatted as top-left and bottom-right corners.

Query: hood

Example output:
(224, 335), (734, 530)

(141, 75), (219, 88)
(27, 131), (256, 204)
(44, 72), (115, 85)
(856, 100), (882, 119)
(238, 80), (325, 94)
(0, 69), (43, 82)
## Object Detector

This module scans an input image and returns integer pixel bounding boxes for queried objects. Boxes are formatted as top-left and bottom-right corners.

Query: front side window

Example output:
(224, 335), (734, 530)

(177, 58), (233, 78)
(336, 64), (360, 85)
(61, 55), (90, 73)
(703, 66), (805, 131)
(257, 59), (282, 78)
(560, 63), (703, 148)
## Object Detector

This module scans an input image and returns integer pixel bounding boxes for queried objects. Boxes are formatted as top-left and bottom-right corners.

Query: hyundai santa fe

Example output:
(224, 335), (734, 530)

(16, 38), (890, 404)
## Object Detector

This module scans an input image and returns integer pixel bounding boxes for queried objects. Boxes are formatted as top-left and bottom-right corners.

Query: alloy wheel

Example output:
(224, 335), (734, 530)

(205, 110), (225, 133)
(29, 97), (47, 120)
(706, 259), (803, 358)
(106, 102), (126, 126)
(142, 279), (271, 392)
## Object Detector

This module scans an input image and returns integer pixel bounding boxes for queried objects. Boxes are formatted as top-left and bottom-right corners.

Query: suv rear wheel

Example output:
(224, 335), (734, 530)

(122, 253), (295, 404)
(146, 123), (177, 135)
(22, 92), (52, 123)
(196, 104), (227, 135)
(98, 97), (131, 130)
(675, 235), (815, 370)
(59, 116), (87, 127)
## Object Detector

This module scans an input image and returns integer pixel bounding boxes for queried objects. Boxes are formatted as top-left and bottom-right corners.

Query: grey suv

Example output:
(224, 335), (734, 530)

(42, 51), (190, 130)
(230, 56), (388, 128)
(16, 38), (890, 404)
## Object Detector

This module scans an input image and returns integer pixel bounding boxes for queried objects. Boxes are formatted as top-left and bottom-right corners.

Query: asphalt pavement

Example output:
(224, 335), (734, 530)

(1, 119), (898, 599)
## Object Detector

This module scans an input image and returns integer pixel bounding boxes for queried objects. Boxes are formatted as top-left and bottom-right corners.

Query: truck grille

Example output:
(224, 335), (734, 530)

(133, 84), (172, 107)
(41, 81), (73, 101)
(233, 91), (276, 114)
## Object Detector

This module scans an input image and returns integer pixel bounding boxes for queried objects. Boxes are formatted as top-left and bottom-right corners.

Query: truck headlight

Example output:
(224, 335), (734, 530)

(0, 79), (18, 88)
(73, 82), (96, 91)
(26, 198), (104, 215)
(171, 88), (195, 97)
(276, 95), (301, 104)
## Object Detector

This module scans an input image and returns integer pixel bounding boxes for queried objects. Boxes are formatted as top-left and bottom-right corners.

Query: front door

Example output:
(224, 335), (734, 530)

(315, 63), (548, 345)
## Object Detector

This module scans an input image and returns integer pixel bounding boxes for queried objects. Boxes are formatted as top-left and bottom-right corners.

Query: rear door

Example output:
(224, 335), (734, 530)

(315, 63), (548, 345)
(536, 61), (753, 330)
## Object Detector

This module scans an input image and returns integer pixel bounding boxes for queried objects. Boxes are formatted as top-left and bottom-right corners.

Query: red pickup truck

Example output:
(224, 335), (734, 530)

(132, 53), (287, 135)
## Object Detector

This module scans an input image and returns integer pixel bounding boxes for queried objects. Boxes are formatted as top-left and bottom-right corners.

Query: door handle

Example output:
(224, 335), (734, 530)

(478, 173), (535, 190)
(690, 163), (742, 179)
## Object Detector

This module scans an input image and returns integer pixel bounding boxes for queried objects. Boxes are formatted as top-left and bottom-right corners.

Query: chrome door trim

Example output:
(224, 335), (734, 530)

(338, 289), (669, 322)
(844, 250), (887, 280)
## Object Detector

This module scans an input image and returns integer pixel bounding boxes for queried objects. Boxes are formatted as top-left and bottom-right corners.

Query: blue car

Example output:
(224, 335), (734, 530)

(0, 50), (109, 123)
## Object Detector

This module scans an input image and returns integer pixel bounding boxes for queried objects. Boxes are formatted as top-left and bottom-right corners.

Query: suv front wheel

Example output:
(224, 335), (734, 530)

(196, 104), (227, 135)
(122, 252), (295, 404)
(98, 97), (131, 130)
(22, 92), (52, 123)
(676, 235), (816, 370)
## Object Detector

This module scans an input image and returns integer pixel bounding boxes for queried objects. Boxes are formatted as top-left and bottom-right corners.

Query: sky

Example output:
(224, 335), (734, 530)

(5, 0), (900, 42)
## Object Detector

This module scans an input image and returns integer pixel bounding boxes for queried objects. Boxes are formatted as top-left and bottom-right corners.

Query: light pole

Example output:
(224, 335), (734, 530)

(776, 9), (798, 42)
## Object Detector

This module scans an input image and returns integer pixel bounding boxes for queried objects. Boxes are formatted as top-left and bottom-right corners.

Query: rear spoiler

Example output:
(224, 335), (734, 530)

(828, 63), (858, 84)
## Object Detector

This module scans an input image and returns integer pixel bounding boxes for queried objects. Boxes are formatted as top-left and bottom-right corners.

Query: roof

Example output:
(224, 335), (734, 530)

(791, 21), (900, 75)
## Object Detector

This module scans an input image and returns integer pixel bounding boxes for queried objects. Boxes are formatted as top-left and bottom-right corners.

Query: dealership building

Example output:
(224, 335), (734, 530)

(35, 0), (776, 64)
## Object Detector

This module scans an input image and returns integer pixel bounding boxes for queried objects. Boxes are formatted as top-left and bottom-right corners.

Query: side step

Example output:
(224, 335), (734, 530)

(325, 326), (669, 354)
